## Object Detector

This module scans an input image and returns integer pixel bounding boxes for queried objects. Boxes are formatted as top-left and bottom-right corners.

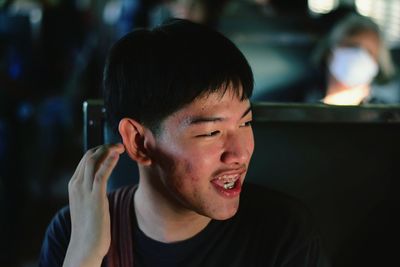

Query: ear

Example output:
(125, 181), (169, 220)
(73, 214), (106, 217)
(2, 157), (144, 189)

(118, 118), (153, 166)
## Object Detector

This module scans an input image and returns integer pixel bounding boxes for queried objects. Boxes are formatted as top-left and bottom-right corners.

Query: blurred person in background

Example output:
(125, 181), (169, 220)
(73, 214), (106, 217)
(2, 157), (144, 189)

(115, 0), (163, 38)
(1, 0), (98, 265)
(1, 0), (36, 265)
(312, 13), (397, 105)
(149, 0), (231, 29)
(257, 12), (397, 105)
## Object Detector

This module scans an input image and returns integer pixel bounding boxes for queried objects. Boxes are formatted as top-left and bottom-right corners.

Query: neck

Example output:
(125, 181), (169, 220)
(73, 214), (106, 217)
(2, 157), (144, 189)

(323, 77), (371, 105)
(133, 169), (211, 243)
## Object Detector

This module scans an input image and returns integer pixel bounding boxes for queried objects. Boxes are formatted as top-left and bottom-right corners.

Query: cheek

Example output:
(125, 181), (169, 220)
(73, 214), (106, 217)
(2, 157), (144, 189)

(183, 159), (198, 182)
(249, 135), (255, 155)
(245, 130), (255, 158)
(183, 141), (222, 163)
(156, 136), (223, 181)
(182, 156), (213, 183)
(175, 144), (222, 185)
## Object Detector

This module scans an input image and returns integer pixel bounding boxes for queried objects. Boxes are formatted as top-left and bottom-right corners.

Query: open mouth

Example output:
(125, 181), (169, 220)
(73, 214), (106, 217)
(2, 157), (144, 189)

(213, 174), (241, 189)
(210, 170), (245, 197)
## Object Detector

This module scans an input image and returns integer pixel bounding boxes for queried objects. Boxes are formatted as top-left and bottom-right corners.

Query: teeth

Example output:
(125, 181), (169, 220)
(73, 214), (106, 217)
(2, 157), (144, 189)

(217, 174), (238, 183)
(214, 173), (240, 190)
(223, 181), (235, 190)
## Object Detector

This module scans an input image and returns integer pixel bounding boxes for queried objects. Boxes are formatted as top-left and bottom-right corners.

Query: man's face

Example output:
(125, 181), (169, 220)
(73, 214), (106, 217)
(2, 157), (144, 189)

(149, 88), (254, 220)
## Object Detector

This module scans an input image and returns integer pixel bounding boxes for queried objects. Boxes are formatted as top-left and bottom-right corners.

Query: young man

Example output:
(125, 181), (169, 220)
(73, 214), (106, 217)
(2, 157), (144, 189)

(39, 19), (323, 267)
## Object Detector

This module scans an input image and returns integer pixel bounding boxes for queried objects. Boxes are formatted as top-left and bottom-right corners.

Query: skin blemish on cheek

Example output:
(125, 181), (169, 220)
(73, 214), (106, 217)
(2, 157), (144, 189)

(184, 160), (198, 181)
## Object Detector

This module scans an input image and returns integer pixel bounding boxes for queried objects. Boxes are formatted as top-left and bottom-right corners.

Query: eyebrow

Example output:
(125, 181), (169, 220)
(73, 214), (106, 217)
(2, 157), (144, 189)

(188, 105), (252, 125)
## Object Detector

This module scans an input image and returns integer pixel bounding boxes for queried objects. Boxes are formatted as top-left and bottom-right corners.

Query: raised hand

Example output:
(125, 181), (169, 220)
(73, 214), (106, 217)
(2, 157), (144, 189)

(63, 144), (125, 267)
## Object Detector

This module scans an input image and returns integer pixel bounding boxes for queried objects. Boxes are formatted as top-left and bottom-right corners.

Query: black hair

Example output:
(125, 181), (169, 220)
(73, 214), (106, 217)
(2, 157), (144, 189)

(103, 18), (253, 135)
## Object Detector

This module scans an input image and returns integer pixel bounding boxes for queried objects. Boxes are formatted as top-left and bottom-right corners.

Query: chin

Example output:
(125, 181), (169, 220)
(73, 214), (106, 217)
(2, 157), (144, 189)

(215, 211), (238, 221)
(210, 204), (240, 221)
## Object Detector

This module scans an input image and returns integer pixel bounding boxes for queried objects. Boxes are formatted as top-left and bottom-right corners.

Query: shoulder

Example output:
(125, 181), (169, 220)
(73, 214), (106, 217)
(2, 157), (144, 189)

(43, 206), (71, 240)
(38, 206), (71, 267)
(107, 184), (137, 200)
(107, 184), (137, 212)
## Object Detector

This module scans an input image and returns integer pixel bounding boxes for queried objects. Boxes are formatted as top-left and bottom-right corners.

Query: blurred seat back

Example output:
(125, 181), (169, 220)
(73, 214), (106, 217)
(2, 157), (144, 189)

(249, 103), (400, 266)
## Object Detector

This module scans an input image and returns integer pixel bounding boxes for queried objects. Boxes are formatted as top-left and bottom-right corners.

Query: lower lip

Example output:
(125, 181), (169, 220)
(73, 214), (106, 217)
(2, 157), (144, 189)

(211, 179), (242, 198)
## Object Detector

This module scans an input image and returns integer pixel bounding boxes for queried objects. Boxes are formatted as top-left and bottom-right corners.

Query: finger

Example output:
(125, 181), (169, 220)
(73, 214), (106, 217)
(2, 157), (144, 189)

(83, 144), (125, 191)
(83, 145), (108, 191)
(92, 145), (125, 196)
(69, 146), (99, 188)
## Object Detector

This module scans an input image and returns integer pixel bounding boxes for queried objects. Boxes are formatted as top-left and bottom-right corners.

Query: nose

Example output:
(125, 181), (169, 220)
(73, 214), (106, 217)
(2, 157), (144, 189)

(220, 131), (253, 166)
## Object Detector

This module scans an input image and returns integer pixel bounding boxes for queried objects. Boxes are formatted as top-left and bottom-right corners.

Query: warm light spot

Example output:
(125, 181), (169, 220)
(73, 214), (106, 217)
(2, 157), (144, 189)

(322, 86), (370, 106)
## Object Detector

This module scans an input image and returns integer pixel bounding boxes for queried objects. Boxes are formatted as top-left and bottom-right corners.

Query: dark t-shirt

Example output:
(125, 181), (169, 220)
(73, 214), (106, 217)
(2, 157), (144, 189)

(39, 183), (324, 267)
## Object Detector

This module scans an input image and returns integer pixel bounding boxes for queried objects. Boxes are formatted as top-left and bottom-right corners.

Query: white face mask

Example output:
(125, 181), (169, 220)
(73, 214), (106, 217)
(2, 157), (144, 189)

(328, 47), (379, 87)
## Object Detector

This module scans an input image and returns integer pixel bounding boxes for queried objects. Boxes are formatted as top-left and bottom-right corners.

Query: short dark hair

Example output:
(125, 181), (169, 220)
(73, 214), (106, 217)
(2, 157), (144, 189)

(103, 18), (253, 135)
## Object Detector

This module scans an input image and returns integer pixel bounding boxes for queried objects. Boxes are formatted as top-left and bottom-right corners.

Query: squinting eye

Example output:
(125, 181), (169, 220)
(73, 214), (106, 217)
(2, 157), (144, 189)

(240, 120), (252, 127)
(196, 130), (220, 138)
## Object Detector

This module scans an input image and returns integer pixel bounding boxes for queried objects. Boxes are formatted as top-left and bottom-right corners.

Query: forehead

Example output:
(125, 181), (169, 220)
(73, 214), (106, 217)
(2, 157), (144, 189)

(165, 88), (250, 126)
(340, 30), (381, 57)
